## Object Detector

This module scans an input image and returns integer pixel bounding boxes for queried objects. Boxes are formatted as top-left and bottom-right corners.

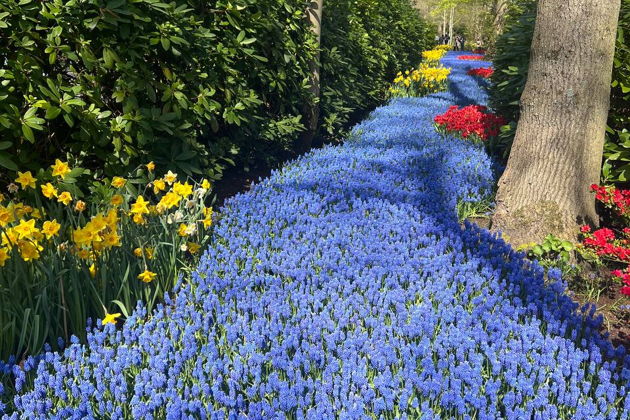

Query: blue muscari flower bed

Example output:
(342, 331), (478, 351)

(1, 52), (629, 419)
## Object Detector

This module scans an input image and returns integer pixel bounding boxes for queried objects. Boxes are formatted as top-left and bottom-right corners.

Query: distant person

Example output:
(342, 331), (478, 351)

(460, 34), (466, 51)
(454, 35), (461, 51)
(435, 34), (440, 45)
(444, 34), (450, 46)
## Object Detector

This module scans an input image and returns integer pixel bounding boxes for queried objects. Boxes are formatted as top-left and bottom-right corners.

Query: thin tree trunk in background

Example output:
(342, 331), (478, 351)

(492, 0), (621, 245)
(492, 0), (508, 36)
(443, 9), (447, 37)
(298, 0), (323, 153)
(449, 6), (454, 44)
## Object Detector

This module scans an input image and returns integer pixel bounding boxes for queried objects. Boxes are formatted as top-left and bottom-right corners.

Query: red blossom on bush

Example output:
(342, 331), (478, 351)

(610, 268), (630, 296)
(472, 48), (486, 55)
(458, 55), (485, 61)
(582, 185), (630, 297)
(434, 105), (507, 142)
(467, 67), (494, 78)
(590, 184), (630, 217)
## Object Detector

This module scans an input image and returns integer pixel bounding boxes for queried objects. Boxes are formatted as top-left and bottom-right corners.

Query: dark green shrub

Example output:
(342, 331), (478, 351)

(0, 0), (317, 179)
(319, 0), (432, 137)
(602, 0), (630, 183)
(487, 0), (536, 159)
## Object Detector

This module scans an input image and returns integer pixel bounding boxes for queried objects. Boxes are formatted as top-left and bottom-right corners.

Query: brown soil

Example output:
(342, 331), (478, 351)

(213, 165), (274, 208)
(570, 274), (630, 349)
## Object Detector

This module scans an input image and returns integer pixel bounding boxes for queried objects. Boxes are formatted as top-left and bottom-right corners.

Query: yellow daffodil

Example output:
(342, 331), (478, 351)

(89, 263), (96, 278)
(145, 247), (154, 260)
(74, 200), (86, 212)
(102, 231), (121, 247)
(132, 214), (145, 225)
(157, 192), (181, 211)
(17, 240), (43, 261)
(111, 194), (124, 206)
(1, 228), (18, 248)
(76, 248), (90, 260)
(177, 223), (188, 237)
(0, 206), (14, 227)
(51, 159), (71, 178)
(42, 220), (61, 239)
(164, 170), (177, 185)
(0, 247), (9, 267)
(173, 182), (193, 198)
(133, 247), (143, 257)
(130, 196), (150, 215)
(187, 242), (201, 254)
(105, 209), (119, 227)
(201, 179), (211, 190)
(202, 207), (213, 228)
(15, 171), (36, 190)
(89, 214), (108, 233)
(152, 179), (166, 194)
(102, 312), (121, 326)
(146, 161), (155, 172)
(111, 177), (127, 188)
(41, 182), (58, 199)
(14, 219), (39, 239)
(137, 269), (157, 283)
(57, 191), (72, 206)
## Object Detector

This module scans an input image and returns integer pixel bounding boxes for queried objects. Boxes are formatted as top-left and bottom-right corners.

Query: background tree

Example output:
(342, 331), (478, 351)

(299, 0), (324, 153)
(492, 0), (622, 245)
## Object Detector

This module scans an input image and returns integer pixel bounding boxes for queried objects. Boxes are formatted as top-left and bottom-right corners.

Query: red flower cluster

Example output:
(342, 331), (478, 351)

(434, 105), (507, 142)
(611, 268), (630, 295)
(472, 48), (486, 55)
(458, 55), (485, 61)
(591, 184), (630, 217)
(467, 67), (494, 78)
(582, 227), (630, 262)
(583, 185), (630, 296)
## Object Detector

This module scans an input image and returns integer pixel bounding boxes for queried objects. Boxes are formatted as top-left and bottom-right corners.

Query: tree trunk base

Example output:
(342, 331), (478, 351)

(492, 200), (577, 247)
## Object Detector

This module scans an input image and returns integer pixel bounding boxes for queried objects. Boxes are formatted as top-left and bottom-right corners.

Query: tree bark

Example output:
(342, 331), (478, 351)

(441, 8), (446, 38)
(449, 6), (454, 44)
(298, 0), (323, 153)
(492, 0), (621, 246)
(492, 0), (508, 36)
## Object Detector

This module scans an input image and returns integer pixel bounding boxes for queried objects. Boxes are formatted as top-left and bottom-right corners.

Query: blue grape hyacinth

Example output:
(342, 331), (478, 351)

(1, 52), (629, 419)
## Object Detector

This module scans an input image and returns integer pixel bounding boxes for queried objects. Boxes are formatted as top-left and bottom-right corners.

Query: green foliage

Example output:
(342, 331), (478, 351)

(456, 195), (493, 223)
(0, 0), (317, 179)
(521, 234), (581, 279)
(528, 234), (574, 264)
(602, 0), (630, 183)
(486, 0), (536, 158)
(319, 0), (433, 137)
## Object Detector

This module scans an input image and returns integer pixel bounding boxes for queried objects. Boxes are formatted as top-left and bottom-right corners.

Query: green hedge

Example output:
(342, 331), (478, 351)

(319, 0), (432, 137)
(0, 0), (320, 179)
(0, 0), (430, 181)
(487, 0), (536, 158)
(603, 0), (630, 183)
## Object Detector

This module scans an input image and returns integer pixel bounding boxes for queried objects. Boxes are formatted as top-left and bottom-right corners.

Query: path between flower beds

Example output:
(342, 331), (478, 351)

(3, 52), (630, 419)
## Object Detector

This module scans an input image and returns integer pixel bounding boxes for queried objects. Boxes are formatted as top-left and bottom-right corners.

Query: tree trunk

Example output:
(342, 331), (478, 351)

(492, 0), (621, 246)
(449, 6), (454, 44)
(298, 0), (323, 153)
(492, 0), (508, 36)
(443, 9), (447, 38)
